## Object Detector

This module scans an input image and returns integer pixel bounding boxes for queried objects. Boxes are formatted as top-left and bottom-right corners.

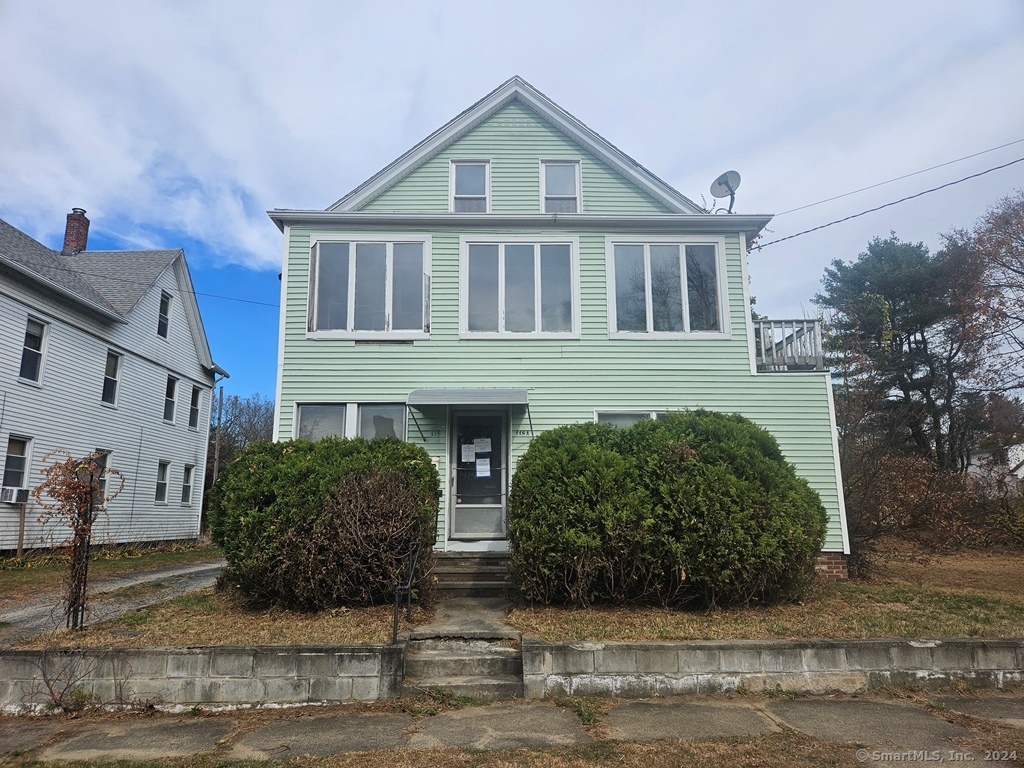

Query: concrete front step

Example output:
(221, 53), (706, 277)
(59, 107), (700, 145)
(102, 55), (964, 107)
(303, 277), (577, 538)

(403, 637), (523, 700)
(405, 648), (522, 679)
(399, 675), (524, 700)
(435, 582), (507, 598)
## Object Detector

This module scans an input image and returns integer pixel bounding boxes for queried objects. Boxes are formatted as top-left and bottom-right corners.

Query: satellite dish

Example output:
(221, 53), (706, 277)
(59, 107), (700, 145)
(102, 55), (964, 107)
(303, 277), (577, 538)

(710, 170), (741, 213)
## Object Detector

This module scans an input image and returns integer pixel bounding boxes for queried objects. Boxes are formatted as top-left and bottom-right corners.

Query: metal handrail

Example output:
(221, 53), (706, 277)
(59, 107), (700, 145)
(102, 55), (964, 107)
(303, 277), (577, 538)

(392, 541), (422, 644)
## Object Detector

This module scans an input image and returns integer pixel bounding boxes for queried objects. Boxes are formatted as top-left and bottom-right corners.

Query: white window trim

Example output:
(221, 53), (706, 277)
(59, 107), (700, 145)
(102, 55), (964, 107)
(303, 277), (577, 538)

(163, 376), (178, 423)
(594, 410), (665, 424)
(188, 385), (202, 430)
(458, 234), (581, 340)
(449, 160), (491, 213)
(539, 159), (582, 213)
(94, 448), (111, 505)
(306, 233), (432, 341)
(605, 235), (731, 340)
(101, 350), (121, 407)
(2, 435), (32, 490)
(158, 291), (172, 340)
(155, 460), (170, 504)
(18, 316), (48, 386)
(293, 402), (408, 441)
(181, 464), (194, 506)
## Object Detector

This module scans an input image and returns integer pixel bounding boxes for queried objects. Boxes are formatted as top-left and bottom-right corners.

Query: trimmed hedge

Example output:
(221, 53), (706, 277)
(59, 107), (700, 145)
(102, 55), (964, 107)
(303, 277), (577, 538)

(508, 410), (827, 608)
(208, 437), (439, 610)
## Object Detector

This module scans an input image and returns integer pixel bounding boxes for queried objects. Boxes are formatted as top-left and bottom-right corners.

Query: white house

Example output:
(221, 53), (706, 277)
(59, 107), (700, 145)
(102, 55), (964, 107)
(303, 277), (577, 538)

(0, 209), (226, 552)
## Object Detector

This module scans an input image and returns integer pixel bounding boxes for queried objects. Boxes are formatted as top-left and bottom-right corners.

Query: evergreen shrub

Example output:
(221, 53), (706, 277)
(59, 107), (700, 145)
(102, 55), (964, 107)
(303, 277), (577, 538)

(208, 437), (439, 610)
(507, 410), (826, 608)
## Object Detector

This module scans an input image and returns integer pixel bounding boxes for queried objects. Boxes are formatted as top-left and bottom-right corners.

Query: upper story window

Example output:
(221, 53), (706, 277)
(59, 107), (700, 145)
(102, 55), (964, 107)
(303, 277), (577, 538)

(541, 161), (580, 213)
(158, 292), (172, 338)
(451, 161), (489, 212)
(608, 239), (725, 338)
(308, 238), (429, 339)
(188, 386), (201, 429)
(461, 239), (578, 338)
(2, 437), (29, 488)
(19, 318), (46, 382)
(101, 351), (121, 405)
(163, 376), (178, 422)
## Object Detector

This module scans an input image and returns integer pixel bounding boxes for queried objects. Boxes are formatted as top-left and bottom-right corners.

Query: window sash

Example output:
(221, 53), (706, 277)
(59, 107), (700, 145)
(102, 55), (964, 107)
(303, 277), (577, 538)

(358, 404), (406, 440)
(94, 450), (110, 500)
(310, 241), (426, 334)
(188, 387), (201, 429)
(181, 465), (194, 504)
(19, 319), (44, 381)
(542, 162), (579, 213)
(465, 242), (574, 335)
(164, 377), (177, 422)
(102, 352), (120, 404)
(3, 438), (28, 487)
(297, 404), (347, 441)
(155, 462), (169, 503)
(611, 243), (721, 334)
(452, 162), (488, 212)
(158, 293), (171, 338)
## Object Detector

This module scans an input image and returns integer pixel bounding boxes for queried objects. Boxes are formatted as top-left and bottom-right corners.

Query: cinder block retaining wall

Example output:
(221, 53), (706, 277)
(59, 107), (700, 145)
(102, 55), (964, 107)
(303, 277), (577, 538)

(0, 645), (403, 713)
(2, 639), (1021, 711)
(522, 638), (1024, 698)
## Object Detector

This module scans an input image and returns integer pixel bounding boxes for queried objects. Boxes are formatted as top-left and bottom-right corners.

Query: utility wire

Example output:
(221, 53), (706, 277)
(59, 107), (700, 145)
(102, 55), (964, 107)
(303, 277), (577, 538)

(775, 137), (1024, 216)
(756, 156), (1024, 250)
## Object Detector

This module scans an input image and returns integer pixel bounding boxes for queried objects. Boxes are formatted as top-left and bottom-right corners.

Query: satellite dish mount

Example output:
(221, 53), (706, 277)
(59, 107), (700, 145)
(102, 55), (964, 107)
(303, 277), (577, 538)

(710, 170), (741, 214)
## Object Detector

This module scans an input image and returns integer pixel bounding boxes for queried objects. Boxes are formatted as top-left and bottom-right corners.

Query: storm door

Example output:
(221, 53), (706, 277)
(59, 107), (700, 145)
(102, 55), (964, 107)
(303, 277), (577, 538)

(450, 411), (507, 540)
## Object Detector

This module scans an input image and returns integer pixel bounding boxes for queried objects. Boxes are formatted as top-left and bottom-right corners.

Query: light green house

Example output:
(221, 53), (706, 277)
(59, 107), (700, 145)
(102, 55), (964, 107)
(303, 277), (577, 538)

(269, 77), (849, 573)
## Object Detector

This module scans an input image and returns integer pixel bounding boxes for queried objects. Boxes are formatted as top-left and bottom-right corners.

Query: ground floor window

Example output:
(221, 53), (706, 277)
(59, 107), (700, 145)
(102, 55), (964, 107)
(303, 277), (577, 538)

(297, 404), (347, 440)
(295, 402), (406, 441)
(595, 411), (669, 428)
(3, 437), (30, 488)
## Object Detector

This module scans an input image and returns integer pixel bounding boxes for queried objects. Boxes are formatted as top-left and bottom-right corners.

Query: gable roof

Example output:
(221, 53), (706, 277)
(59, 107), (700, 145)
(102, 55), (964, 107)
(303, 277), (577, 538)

(65, 248), (182, 317)
(0, 216), (226, 378)
(328, 76), (705, 215)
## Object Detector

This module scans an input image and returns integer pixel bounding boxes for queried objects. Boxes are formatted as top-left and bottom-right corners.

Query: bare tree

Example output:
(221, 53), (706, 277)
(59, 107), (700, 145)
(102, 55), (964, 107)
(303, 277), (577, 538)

(206, 393), (275, 487)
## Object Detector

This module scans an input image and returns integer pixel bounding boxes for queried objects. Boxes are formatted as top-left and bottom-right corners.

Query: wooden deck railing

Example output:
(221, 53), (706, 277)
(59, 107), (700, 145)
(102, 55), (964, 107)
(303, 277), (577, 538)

(754, 319), (825, 372)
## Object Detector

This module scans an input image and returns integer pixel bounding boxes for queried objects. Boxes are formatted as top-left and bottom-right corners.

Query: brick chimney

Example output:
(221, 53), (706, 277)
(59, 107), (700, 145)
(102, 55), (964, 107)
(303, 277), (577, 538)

(63, 208), (90, 254)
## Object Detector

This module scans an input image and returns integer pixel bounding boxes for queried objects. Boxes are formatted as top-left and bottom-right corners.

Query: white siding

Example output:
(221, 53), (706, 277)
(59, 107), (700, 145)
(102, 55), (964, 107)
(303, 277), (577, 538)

(0, 265), (215, 550)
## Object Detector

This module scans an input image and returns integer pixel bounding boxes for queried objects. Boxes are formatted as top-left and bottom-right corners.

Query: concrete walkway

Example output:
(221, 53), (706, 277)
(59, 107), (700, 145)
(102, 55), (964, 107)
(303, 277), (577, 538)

(0, 558), (225, 647)
(1, 694), (1020, 762)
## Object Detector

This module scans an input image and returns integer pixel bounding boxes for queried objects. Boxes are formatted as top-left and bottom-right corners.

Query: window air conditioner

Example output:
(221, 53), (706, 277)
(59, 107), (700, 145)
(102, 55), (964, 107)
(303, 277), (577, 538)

(1, 487), (29, 504)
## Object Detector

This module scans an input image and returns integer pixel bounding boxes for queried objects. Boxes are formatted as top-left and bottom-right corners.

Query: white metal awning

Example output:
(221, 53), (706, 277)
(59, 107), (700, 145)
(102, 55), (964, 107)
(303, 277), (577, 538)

(406, 388), (529, 406)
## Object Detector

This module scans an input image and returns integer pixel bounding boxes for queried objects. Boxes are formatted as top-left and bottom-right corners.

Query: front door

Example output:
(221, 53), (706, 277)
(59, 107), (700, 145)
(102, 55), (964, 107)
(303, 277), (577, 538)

(450, 411), (507, 541)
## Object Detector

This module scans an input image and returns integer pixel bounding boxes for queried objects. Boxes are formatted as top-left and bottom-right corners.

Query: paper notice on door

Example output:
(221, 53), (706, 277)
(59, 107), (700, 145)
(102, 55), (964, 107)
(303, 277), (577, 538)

(475, 458), (491, 477)
(474, 437), (492, 453)
(461, 444), (476, 463)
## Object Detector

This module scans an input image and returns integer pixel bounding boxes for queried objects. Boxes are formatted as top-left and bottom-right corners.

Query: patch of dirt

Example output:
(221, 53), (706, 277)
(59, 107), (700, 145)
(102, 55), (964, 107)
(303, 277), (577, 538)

(871, 543), (1024, 597)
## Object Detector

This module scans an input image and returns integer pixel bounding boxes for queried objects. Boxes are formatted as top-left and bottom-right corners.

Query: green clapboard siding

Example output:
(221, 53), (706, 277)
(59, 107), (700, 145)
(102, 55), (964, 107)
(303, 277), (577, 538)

(360, 102), (672, 214)
(278, 223), (847, 553)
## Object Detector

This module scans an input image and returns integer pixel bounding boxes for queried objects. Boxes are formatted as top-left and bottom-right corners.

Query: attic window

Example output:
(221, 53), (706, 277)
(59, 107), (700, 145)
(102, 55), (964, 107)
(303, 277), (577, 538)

(542, 161), (579, 213)
(158, 292), (171, 338)
(451, 161), (489, 213)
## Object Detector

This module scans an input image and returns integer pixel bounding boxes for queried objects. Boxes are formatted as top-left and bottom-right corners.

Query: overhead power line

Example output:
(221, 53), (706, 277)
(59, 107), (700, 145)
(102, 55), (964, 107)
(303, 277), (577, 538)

(756, 156), (1024, 250)
(775, 137), (1024, 217)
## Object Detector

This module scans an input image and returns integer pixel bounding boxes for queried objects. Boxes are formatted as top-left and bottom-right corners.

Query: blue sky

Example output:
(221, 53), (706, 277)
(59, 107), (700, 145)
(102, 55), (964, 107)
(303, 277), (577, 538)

(2, 0), (1023, 397)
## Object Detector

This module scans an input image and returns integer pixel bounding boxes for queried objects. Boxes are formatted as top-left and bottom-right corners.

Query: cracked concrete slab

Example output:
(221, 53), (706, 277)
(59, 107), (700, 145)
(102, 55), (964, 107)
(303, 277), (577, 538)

(767, 699), (971, 749)
(0, 719), (64, 757)
(226, 713), (413, 758)
(34, 717), (235, 762)
(408, 703), (590, 749)
(605, 700), (778, 742)
(932, 696), (1024, 728)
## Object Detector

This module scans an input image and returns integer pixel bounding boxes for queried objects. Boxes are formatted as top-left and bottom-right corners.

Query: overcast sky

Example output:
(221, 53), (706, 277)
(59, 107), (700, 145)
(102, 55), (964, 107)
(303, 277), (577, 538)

(2, 1), (1023, 397)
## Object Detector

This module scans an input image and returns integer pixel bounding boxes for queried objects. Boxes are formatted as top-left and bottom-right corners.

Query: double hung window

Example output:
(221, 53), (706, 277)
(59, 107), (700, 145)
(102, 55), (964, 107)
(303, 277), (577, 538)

(451, 161), (489, 212)
(155, 461), (169, 503)
(609, 240), (724, 336)
(3, 437), (29, 488)
(541, 161), (580, 213)
(19, 318), (45, 382)
(163, 376), (177, 422)
(308, 238), (428, 338)
(188, 386), (201, 429)
(101, 351), (121, 404)
(181, 465), (194, 505)
(462, 240), (577, 337)
(158, 292), (171, 338)
(94, 450), (110, 501)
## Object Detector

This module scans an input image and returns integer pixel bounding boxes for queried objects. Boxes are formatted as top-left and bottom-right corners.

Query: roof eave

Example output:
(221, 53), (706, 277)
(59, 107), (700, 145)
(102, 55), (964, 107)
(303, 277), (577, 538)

(0, 257), (125, 322)
(267, 210), (773, 239)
